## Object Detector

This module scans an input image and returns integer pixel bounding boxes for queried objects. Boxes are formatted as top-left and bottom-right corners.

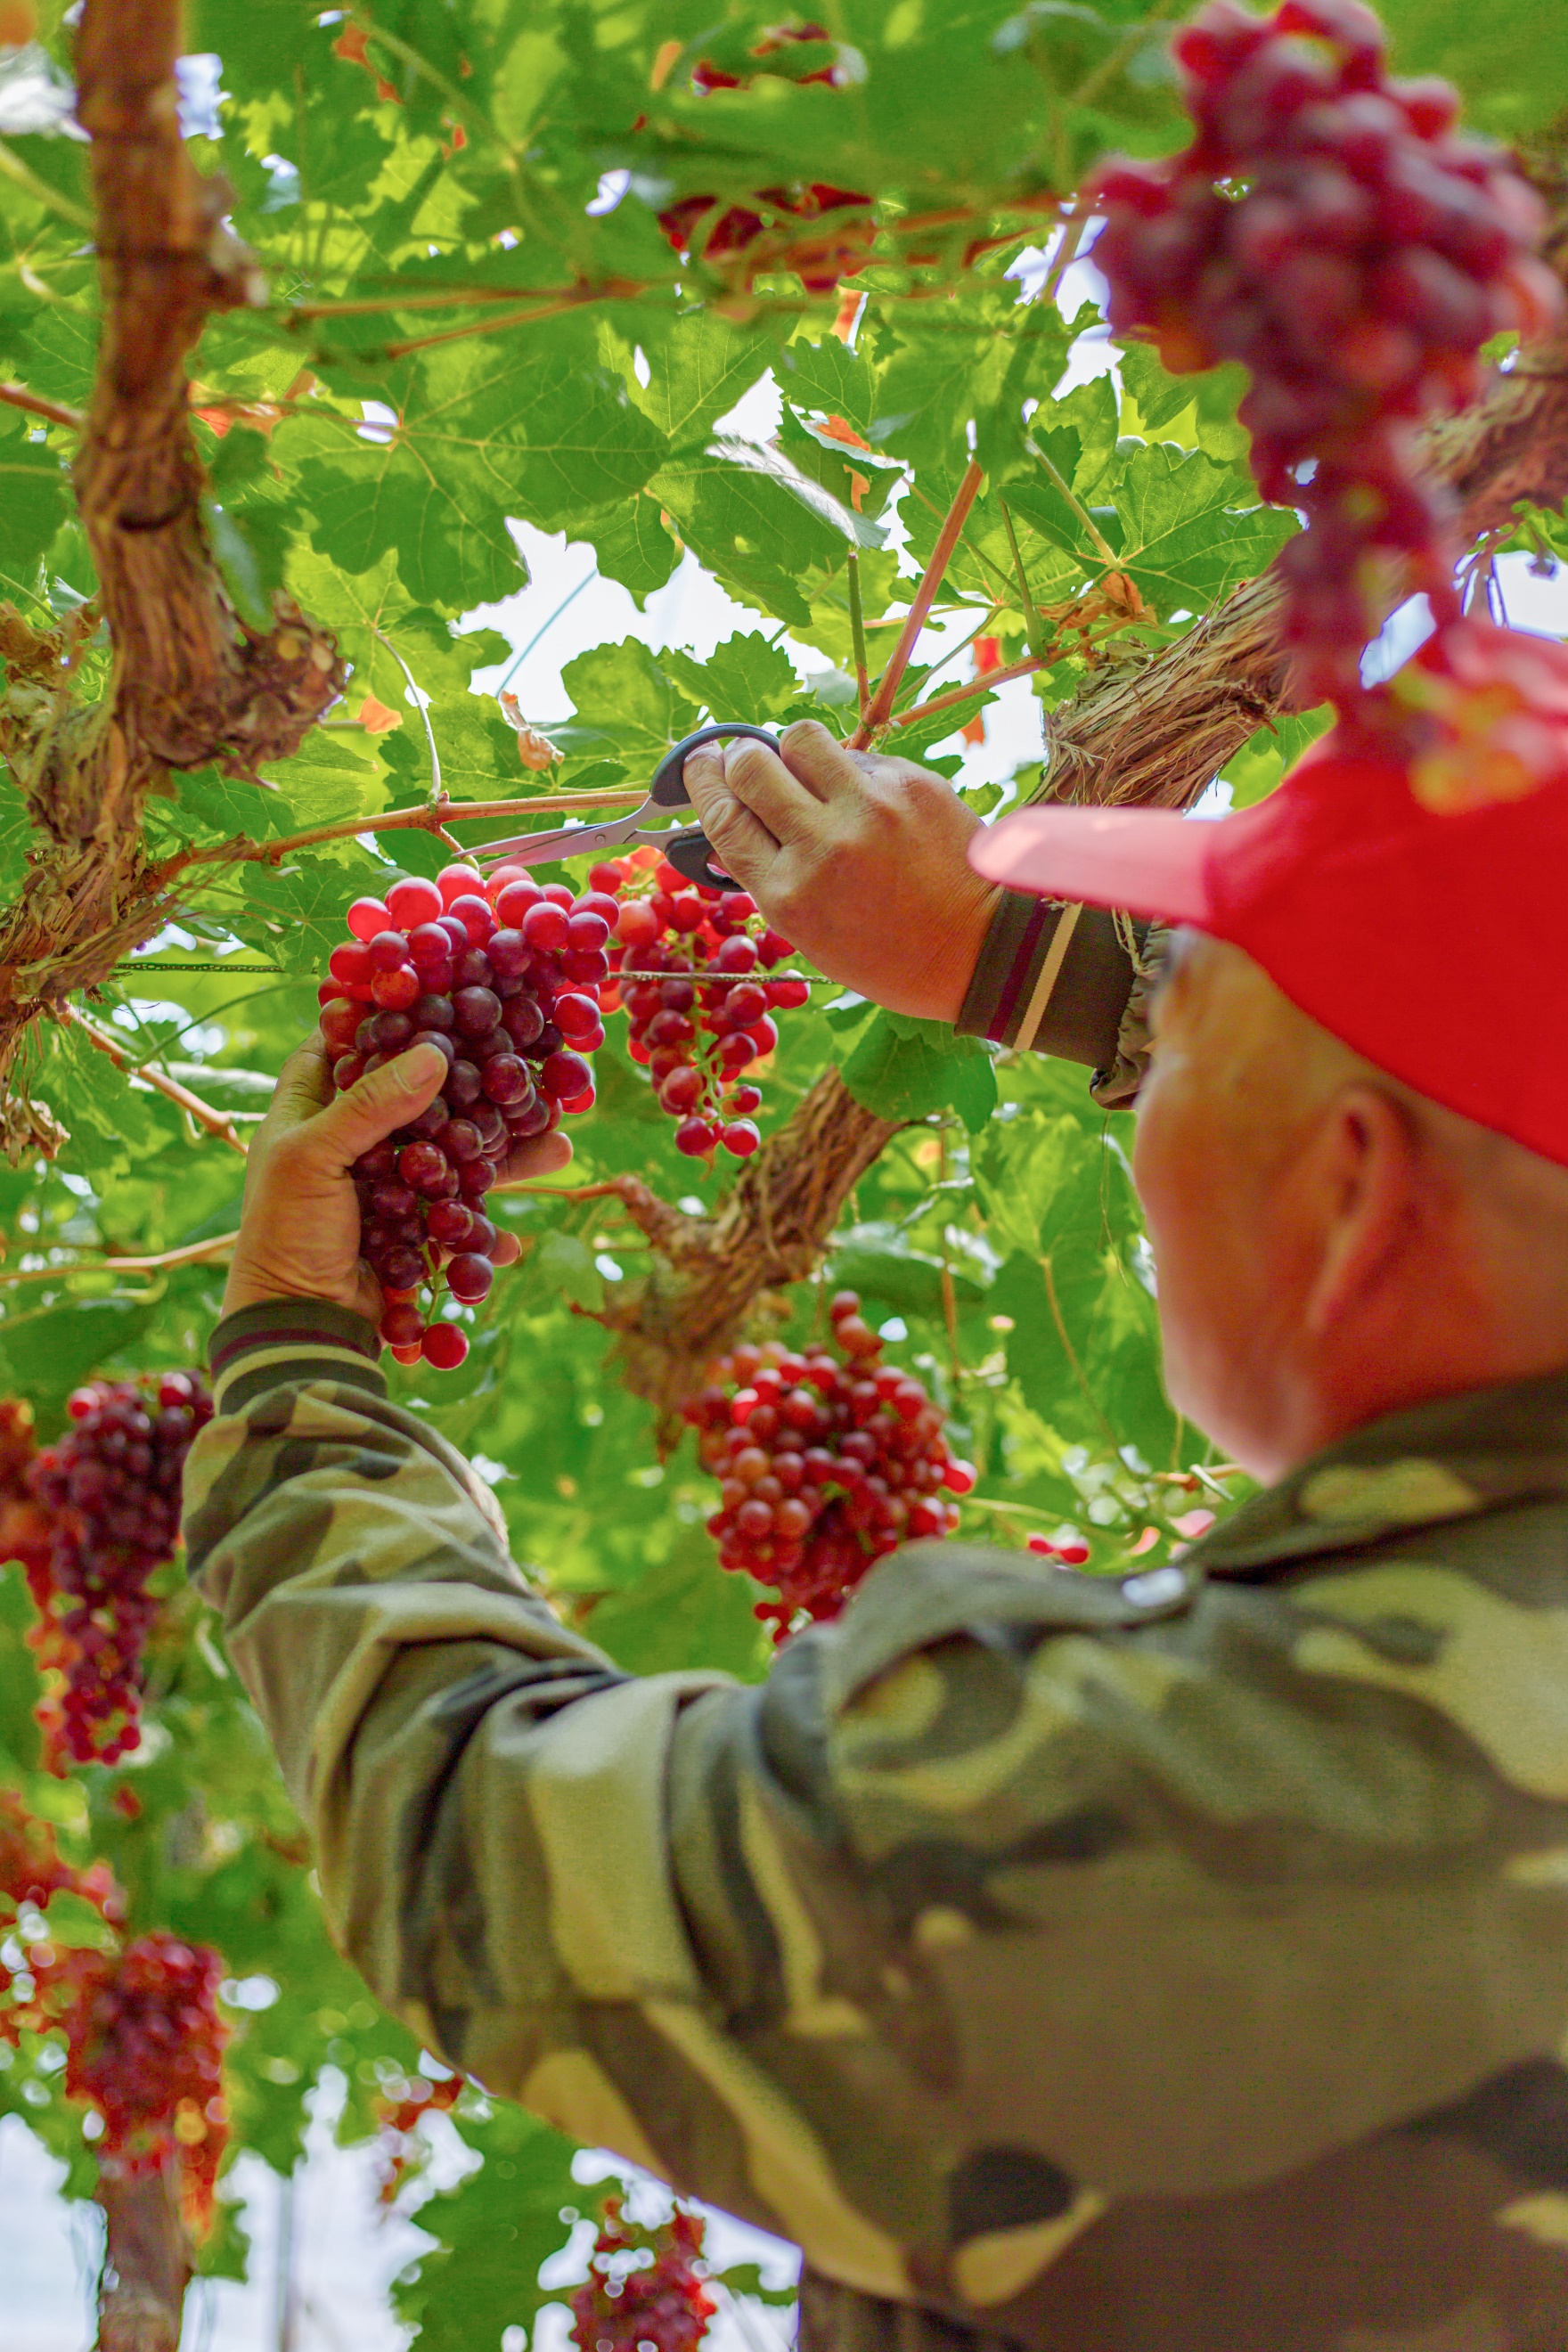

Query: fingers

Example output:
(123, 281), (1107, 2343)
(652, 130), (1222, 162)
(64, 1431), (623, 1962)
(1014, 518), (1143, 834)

(716, 733), (837, 849)
(777, 718), (876, 804)
(489, 1229), (524, 1268)
(494, 1127), (574, 1190)
(303, 1041), (450, 1172)
(682, 740), (784, 897)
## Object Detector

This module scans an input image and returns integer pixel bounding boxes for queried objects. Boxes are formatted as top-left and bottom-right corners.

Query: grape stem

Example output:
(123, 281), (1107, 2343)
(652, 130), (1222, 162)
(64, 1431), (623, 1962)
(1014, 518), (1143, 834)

(845, 552), (871, 718)
(1040, 1251), (1122, 1457)
(0, 136), (96, 233)
(885, 626), (1129, 731)
(1000, 498), (1047, 657)
(372, 627), (442, 803)
(1028, 444), (1122, 572)
(59, 1006), (249, 1156)
(850, 457), (986, 745)
(0, 381), (86, 432)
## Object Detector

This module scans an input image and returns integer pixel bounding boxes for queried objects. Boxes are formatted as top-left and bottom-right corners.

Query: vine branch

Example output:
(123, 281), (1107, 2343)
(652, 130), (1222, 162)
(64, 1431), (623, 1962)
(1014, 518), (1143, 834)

(850, 458), (985, 745)
(151, 784), (646, 882)
(0, 1230), (237, 1285)
(0, 0), (349, 1094)
(60, 1005), (249, 1155)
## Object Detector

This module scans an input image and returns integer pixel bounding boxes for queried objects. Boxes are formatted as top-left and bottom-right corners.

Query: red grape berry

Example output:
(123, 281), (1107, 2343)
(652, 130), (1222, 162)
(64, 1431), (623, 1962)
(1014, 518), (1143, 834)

(683, 1293), (973, 1641)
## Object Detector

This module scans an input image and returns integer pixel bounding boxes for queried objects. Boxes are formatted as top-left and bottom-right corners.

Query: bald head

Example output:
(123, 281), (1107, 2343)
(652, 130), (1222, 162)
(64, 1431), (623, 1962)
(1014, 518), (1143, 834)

(1131, 932), (1568, 1480)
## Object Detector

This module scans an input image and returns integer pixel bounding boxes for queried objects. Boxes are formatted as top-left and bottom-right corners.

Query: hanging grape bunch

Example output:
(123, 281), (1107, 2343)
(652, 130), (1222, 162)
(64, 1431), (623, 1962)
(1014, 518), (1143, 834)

(1091, 0), (1560, 704)
(683, 1292), (976, 1641)
(569, 2198), (715, 2352)
(319, 862), (610, 1368)
(2, 1802), (229, 2231)
(70, 1931), (231, 2222)
(594, 852), (807, 1159)
(656, 24), (872, 294)
(24, 1374), (213, 1771)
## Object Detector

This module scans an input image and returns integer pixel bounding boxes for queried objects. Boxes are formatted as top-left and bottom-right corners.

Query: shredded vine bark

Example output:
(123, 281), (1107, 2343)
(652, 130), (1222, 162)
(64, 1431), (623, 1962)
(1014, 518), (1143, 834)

(592, 1067), (902, 1422)
(0, 0), (344, 1110)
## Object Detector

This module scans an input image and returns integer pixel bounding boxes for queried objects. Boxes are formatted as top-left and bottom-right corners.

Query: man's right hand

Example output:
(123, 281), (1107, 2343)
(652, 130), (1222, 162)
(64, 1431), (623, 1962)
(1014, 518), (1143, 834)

(682, 722), (998, 1023)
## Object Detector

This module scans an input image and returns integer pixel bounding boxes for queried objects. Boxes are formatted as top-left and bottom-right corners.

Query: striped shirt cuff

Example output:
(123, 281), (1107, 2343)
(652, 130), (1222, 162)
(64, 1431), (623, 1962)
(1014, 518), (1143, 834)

(956, 888), (1142, 1068)
(208, 1299), (386, 1417)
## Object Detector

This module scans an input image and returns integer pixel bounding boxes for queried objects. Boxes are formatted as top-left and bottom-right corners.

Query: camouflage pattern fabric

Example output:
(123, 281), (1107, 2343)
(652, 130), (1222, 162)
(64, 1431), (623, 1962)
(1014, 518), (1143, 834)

(186, 1299), (1568, 2352)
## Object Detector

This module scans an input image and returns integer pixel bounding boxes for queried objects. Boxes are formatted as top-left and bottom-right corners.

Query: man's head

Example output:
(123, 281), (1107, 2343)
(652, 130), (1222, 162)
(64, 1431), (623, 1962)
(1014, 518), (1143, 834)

(1134, 932), (1568, 1481)
(968, 622), (1568, 1478)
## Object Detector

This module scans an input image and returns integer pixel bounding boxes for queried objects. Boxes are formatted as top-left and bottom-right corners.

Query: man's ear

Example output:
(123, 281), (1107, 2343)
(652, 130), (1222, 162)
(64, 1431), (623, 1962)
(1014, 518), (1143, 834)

(1303, 1084), (1423, 1340)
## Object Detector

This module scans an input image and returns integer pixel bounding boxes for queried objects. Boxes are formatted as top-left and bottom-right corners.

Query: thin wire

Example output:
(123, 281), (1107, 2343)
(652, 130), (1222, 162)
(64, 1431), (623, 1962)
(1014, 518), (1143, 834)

(111, 962), (836, 984)
(494, 568), (599, 698)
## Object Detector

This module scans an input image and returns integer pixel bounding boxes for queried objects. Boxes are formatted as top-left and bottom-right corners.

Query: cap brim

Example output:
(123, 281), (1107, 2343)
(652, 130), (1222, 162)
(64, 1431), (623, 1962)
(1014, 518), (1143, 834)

(968, 804), (1217, 925)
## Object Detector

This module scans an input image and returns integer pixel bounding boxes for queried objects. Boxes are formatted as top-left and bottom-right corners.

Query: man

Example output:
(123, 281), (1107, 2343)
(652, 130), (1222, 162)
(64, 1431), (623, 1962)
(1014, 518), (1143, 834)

(186, 708), (1568, 2352)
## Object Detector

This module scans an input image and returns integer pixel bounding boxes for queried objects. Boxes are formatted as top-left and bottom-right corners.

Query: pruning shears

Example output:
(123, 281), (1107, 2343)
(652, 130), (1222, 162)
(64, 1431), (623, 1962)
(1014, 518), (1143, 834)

(473, 722), (780, 890)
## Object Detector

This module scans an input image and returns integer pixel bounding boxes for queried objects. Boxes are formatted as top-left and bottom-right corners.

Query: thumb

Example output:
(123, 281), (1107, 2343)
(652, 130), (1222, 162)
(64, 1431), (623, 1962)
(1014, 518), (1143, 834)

(306, 1041), (450, 1171)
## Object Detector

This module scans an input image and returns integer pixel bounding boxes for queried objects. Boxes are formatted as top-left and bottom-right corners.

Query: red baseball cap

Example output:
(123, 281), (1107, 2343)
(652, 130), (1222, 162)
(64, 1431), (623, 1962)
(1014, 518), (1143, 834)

(968, 619), (1568, 1168)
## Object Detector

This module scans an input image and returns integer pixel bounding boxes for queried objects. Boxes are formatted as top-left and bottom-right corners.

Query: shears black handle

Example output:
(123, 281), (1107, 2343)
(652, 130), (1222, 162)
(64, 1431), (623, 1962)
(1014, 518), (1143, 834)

(650, 723), (780, 889)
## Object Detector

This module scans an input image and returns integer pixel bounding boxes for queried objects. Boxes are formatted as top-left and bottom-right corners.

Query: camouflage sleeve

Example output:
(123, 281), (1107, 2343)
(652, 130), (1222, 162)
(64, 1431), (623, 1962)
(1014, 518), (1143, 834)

(184, 1305), (1568, 2325)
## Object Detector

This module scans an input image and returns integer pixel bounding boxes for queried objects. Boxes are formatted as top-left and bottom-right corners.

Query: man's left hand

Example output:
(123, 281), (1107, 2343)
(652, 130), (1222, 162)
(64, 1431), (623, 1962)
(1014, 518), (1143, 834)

(222, 1035), (572, 1321)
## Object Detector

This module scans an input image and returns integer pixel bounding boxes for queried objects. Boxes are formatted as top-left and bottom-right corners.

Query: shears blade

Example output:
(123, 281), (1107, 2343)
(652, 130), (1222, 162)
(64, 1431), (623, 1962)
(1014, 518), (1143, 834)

(467, 722), (781, 890)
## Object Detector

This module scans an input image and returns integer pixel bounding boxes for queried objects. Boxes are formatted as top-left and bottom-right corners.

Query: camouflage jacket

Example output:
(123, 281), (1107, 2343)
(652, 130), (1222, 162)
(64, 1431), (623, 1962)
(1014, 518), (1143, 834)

(185, 1300), (1568, 2352)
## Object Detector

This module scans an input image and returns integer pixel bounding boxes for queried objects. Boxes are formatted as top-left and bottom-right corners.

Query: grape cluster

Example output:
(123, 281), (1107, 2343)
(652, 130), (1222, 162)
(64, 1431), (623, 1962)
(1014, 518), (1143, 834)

(1, 1809), (227, 2231)
(595, 853), (805, 1159)
(569, 2199), (715, 2352)
(657, 25), (871, 293)
(24, 1374), (213, 1770)
(69, 1930), (230, 2221)
(0, 1785), (119, 1921)
(0, 1398), (54, 1590)
(683, 1292), (976, 1640)
(320, 862), (610, 1367)
(1091, 0), (1560, 703)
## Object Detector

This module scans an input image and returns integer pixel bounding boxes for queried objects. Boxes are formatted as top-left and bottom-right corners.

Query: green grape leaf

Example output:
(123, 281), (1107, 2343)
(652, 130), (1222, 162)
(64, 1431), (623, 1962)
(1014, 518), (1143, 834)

(0, 410), (71, 582)
(579, 493), (681, 601)
(630, 311), (772, 444)
(1098, 443), (1297, 619)
(842, 1015), (998, 1133)
(658, 630), (799, 723)
(558, 637), (698, 764)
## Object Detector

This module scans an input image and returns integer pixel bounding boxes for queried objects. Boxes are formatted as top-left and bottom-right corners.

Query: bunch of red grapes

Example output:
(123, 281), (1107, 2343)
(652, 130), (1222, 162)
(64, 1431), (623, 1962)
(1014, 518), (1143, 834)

(1091, 0), (1559, 702)
(0, 1786), (120, 1921)
(683, 1292), (976, 1640)
(569, 2199), (715, 2352)
(1, 1809), (228, 2229)
(320, 862), (612, 1367)
(657, 24), (871, 294)
(24, 1374), (213, 1770)
(69, 1931), (230, 2220)
(594, 852), (806, 1159)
